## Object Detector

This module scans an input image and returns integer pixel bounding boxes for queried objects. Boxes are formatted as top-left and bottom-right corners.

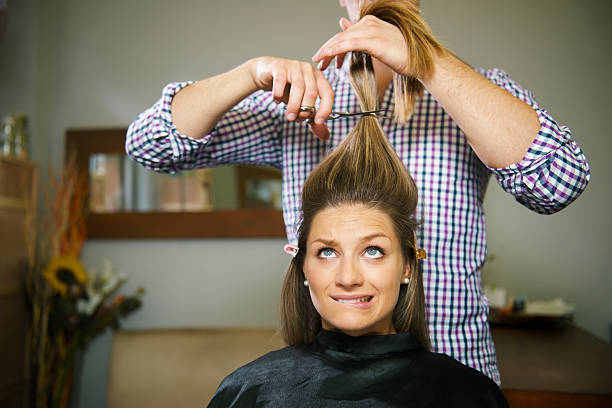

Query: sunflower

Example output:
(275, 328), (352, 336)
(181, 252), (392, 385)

(43, 255), (88, 296)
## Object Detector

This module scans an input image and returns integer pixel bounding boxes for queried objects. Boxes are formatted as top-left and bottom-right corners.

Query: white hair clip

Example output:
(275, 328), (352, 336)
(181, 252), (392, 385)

(283, 244), (299, 258)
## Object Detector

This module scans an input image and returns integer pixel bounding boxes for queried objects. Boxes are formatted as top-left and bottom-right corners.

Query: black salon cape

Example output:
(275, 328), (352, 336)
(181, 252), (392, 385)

(207, 329), (508, 407)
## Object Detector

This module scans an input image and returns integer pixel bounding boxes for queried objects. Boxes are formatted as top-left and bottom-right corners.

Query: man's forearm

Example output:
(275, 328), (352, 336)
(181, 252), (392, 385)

(421, 53), (540, 169)
(171, 60), (258, 139)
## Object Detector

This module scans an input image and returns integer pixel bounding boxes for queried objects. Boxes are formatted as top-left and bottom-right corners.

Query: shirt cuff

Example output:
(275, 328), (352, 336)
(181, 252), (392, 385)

(487, 107), (574, 178)
(155, 81), (214, 166)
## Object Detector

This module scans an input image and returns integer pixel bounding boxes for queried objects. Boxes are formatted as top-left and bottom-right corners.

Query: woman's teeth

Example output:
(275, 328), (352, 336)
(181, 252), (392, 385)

(337, 296), (371, 303)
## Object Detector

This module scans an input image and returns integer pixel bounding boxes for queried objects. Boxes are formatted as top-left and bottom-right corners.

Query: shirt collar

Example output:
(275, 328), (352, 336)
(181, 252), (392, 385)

(316, 329), (424, 355)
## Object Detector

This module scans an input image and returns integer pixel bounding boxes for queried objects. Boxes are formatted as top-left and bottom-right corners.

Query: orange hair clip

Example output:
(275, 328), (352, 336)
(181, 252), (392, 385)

(415, 248), (426, 261)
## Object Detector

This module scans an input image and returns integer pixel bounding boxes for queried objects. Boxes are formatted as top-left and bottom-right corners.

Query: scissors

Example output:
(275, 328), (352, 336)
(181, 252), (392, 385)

(293, 106), (391, 122)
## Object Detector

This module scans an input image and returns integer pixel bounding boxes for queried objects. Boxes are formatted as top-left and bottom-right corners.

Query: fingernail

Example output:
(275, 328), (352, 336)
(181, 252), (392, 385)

(287, 113), (296, 120)
(315, 118), (324, 125)
(317, 61), (324, 70)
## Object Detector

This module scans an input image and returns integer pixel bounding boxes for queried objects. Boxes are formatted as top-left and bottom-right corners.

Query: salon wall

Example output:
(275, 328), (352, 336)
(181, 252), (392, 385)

(1, 0), (610, 407)
(0, 0), (37, 150)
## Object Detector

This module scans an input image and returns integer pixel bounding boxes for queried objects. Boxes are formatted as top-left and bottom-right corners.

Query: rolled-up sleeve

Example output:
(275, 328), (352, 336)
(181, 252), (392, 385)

(126, 82), (283, 174)
(480, 69), (590, 214)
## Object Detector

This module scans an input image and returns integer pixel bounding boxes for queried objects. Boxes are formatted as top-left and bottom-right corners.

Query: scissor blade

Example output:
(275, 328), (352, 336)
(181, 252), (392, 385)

(331, 109), (385, 116)
(329, 109), (387, 119)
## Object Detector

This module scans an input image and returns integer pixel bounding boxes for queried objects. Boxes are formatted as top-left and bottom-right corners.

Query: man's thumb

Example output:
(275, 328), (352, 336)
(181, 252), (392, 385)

(339, 17), (352, 31)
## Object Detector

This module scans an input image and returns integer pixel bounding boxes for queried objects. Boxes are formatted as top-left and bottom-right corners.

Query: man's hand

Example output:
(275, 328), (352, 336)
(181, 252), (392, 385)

(249, 57), (334, 141)
(312, 16), (411, 78)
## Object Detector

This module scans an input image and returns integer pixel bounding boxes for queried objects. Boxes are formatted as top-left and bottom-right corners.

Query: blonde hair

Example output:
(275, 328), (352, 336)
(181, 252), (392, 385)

(280, 0), (443, 349)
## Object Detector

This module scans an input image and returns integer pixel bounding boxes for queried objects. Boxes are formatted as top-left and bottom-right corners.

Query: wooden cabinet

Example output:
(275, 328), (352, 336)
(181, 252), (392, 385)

(0, 156), (38, 408)
(493, 325), (612, 407)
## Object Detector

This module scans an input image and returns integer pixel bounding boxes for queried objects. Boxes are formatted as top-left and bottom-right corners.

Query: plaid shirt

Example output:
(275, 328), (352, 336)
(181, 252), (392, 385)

(126, 66), (590, 384)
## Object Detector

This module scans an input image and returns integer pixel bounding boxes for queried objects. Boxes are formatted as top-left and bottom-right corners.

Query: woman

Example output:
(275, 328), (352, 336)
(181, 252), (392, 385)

(208, 1), (508, 406)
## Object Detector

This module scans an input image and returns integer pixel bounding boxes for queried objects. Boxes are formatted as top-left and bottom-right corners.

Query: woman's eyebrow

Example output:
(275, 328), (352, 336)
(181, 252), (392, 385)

(310, 238), (337, 246)
(358, 233), (390, 242)
(310, 233), (390, 246)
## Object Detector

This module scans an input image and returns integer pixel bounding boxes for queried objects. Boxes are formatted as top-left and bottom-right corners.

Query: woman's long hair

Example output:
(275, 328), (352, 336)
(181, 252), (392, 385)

(280, 0), (445, 350)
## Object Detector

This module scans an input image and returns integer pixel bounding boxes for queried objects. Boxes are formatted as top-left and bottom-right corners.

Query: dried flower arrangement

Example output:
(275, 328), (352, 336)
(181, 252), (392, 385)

(25, 157), (144, 408)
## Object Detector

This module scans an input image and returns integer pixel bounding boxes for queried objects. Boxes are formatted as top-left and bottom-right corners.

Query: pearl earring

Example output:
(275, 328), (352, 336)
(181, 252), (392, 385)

(403, 277), (410, 284)
(303, 280), (309, 287)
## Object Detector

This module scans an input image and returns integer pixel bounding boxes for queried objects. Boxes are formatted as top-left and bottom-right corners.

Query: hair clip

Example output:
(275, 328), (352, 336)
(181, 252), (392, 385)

(284, 244), (299, 258)
(415, 248), (426, 261)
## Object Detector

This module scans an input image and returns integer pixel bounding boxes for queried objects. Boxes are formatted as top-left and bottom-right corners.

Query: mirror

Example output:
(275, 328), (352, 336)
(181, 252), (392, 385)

(88, 154), (282, 213)
(66, 128), (285, 238)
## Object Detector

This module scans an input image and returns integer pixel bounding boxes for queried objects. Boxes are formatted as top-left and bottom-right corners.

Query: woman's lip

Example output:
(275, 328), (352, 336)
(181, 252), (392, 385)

(330, 295), (374, 308)
(331, 294), (373, 300)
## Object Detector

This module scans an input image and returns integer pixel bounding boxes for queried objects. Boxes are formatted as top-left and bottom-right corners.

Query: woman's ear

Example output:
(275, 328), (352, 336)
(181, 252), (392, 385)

(402, 262), (411, 280)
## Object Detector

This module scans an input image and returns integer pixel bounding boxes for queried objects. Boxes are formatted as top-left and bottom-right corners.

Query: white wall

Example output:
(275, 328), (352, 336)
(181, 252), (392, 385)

(0, 0), (37, 142)
(2, 1), (610, 407)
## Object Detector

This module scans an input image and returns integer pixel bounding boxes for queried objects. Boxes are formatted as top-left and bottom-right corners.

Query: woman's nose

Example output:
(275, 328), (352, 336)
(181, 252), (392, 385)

(334, 257), (364, 287)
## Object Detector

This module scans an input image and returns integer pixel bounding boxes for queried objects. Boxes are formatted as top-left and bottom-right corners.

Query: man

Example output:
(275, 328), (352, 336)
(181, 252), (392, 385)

(126, 0), (589, 384)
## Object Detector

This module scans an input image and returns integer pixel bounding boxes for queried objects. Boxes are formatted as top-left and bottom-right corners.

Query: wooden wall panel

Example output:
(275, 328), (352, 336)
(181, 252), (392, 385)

(0, 157), (37, 408)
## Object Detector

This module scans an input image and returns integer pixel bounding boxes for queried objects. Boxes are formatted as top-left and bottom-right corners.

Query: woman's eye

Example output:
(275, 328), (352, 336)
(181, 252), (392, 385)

(318, 248), (336, 258)
(364, 246), (384, 258)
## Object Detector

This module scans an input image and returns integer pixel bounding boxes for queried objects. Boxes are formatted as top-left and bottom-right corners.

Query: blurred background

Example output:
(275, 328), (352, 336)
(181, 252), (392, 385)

(1, 0), (610, 407)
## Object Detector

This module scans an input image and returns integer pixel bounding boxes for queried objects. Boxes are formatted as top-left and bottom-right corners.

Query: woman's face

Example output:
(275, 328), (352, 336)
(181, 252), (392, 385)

(303, 204), (409, 336)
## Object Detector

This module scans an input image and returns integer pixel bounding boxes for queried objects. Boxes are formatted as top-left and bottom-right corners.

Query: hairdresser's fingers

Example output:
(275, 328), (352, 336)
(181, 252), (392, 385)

(285, 62), (307, 121)
(317, 29), (405, 74)
(314, 25), (374, 61)
(253, 57), (291, 103)
(308, 121), (330, 141)
(313, 70), (334, 125)
(271, 69), (288, 104)
(313, 16), (408, 75)
(317, 56), (334, 72)
(313, 28), (359, 70)
(314, 30), (351, 72)
(297, 64), (319, 121)
(314, 18), (351, 71)
(339, 17), (352, 31)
